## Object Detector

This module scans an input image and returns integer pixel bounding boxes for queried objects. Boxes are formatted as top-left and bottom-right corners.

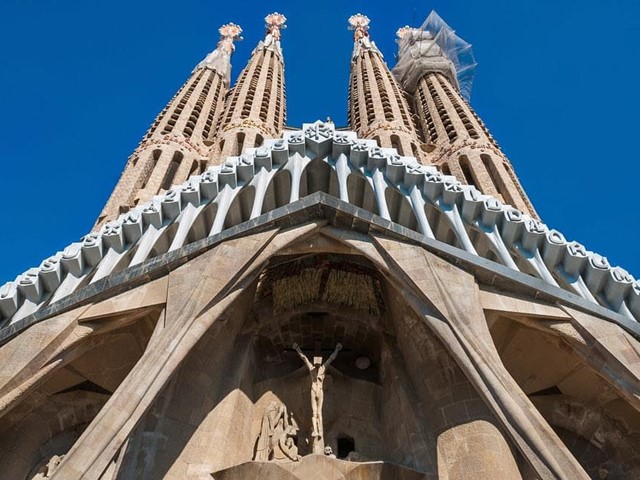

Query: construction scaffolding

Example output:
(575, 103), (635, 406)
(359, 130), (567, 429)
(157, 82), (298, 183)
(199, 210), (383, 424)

(394, 11), (477, 100)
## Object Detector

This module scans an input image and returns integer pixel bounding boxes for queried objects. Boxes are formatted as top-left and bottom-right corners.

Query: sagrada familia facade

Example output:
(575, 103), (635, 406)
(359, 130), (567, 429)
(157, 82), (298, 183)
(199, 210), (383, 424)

(1, 11), (639, 480)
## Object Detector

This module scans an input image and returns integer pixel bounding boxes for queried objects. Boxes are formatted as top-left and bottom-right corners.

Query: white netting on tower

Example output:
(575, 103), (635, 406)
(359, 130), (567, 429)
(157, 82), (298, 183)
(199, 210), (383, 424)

(394, 11), (477, 100)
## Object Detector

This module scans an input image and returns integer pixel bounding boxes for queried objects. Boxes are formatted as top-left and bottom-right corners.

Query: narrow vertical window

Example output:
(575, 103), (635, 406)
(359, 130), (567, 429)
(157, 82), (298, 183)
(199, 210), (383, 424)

(236, 132), (246, 156)
(458, 155), (478, 189)
(160, 152), (184, 191)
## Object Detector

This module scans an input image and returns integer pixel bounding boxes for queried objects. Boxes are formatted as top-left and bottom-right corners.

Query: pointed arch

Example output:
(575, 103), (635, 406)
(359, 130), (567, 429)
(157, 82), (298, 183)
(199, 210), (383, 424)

(346, 173), (378, 215)
(424, 203), (463, 250)
(384, 189), (418, 232)
(299, 159), (340, 199)
(187, 202), (219, 244)
(262, 169), (292, 214)
(224, 186), (255, 229)
(160, 152), (184, 191)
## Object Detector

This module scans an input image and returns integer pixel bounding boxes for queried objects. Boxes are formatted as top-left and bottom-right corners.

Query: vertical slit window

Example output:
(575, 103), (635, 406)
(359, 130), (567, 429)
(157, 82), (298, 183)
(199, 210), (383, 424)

(160, 151), (184, 191)
(140, 150), (162, 189)
(459, 155), (479, 189)
(390, 135), (403, 155)
(236, 132), (246, 156)
(426, 76), (457, 143)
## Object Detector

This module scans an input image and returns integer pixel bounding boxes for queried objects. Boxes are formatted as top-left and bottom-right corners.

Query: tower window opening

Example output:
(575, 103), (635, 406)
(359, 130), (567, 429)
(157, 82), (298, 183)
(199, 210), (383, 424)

(481, 154), (508, 199)
(188, 160), (199, 177)
(426, 76), (457, 143)
(411, 143), (419, 158)
(140, 149), (162, 189)
(390, 135), (403, 155)
(459, 155), (479, 189)
(203, 79), (222, 141)
(361, 63), (375, 125)
(502, 161), (529, 205)
(337, 435), (355, 459)
(164, 75), (198, 134)
(418, 83), (438, 143)
(236, 132), (245, 156)
(260, 56), (275, 123)
(160, 151), (183, 191)
(275, 66), (285, 126)
(438, 76), (480, 140)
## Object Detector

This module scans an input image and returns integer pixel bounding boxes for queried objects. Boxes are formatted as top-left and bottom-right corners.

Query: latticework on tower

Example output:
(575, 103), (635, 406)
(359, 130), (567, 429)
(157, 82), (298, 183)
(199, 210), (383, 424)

(347, 14), (425, 163)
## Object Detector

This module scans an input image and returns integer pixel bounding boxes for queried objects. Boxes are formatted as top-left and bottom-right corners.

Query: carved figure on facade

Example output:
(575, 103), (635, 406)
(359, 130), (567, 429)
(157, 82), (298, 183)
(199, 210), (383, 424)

(31, 454), (64, 479)
(324, 446), (336, 458)
(254, 401), (301, 462)
(293, 342), (342, 454)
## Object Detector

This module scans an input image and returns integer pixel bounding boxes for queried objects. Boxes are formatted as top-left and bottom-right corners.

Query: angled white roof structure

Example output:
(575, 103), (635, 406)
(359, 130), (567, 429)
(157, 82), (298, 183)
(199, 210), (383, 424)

(1, 121), (638, 336)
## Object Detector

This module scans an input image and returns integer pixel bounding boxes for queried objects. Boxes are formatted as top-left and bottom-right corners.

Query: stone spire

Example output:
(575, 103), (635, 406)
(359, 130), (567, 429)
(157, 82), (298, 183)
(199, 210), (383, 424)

(347, 14), (424, 162)
(212, 13), (287, 162)
(94, 23), (242, 228)
(393, 15), (537, 217)
(194, 23), (243, 84)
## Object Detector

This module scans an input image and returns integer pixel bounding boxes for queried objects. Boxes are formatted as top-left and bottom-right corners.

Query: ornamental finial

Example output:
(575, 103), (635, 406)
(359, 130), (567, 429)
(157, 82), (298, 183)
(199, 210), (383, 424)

(396, 26), (412, 40)
(265, 12), (287, 41)
(348, 14), (370, 41)
(217, 23), (243, 55)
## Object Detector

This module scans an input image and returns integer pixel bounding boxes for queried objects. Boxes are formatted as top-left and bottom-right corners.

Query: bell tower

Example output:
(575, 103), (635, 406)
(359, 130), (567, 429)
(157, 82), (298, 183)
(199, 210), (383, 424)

(213, 13), (287, 162)
(1, 10), (639, 480)
(393, 13), (537, 217)
(347, 14), (424, 162)
(95, 23), (242, 228)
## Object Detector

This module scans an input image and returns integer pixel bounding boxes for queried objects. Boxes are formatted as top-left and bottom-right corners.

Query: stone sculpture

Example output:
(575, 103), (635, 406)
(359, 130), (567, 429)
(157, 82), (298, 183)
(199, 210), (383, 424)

(293, 342), (342, 453)
(32, 454), (64, 479)
(254, 401), (301, 462)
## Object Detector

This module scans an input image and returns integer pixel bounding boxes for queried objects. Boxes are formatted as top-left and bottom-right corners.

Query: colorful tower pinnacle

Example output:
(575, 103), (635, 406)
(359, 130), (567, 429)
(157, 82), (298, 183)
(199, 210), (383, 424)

(213, 13), (287, 162)
(347, 14), (424, 162)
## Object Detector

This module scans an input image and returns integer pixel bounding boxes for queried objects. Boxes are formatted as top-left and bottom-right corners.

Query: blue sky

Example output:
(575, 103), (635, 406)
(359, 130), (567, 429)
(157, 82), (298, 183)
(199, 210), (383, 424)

(0, 0), (638, 284)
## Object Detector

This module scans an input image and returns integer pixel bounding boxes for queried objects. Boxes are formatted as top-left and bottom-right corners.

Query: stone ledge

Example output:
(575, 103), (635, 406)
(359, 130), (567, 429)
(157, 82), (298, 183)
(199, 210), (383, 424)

(2, 192), (638, 347)
(211, 454), (426, 480)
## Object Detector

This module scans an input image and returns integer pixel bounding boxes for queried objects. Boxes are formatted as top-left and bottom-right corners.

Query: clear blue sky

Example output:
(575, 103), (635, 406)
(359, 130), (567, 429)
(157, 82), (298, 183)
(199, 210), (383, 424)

(0, 0), (638, 284)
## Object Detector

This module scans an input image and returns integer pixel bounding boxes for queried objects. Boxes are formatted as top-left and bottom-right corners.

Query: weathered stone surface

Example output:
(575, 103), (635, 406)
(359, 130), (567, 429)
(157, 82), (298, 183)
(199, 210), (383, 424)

(479, 287), (571, 320)
(369, 234), (588, 478)
(212, 455), (426, 480)
(51, 230), (279, 479)
(1, 10), (638, 477)
(78, 276), (168, 322)
(1, 197), (637, 479)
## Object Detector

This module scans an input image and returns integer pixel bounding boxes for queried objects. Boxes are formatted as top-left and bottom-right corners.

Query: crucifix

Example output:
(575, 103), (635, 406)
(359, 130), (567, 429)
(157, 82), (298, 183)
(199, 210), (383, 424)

(292, 342), (342, 454)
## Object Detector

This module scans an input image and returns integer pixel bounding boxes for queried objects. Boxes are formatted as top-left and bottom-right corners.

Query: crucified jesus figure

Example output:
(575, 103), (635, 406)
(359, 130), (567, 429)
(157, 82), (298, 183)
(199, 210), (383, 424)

(293, 342), (342, 454)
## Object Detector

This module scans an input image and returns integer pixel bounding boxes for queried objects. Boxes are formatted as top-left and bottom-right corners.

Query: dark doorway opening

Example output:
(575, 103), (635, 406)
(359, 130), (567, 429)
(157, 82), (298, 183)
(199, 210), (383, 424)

(337, 435), (355, 459)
